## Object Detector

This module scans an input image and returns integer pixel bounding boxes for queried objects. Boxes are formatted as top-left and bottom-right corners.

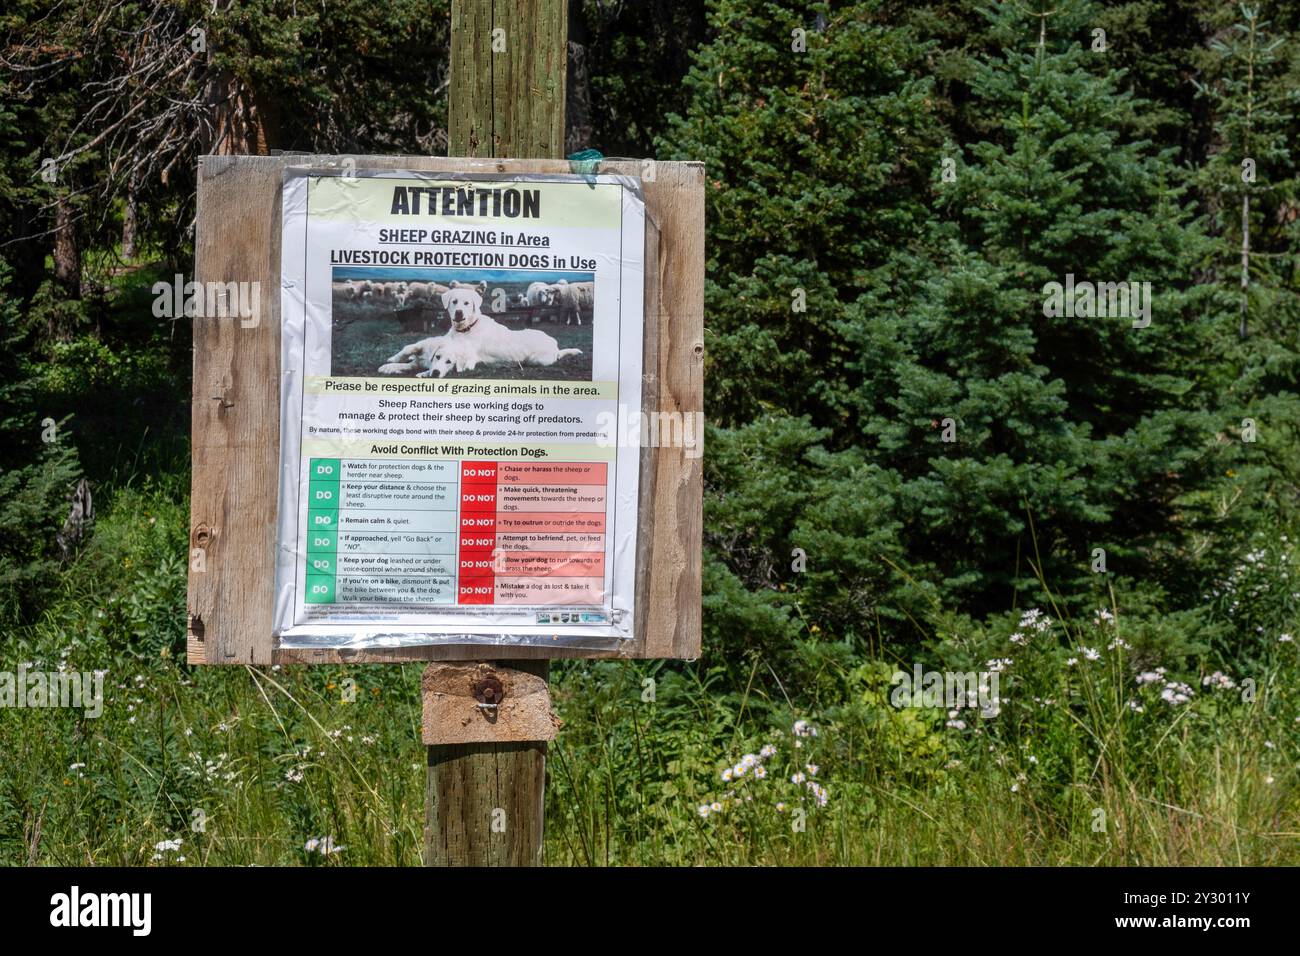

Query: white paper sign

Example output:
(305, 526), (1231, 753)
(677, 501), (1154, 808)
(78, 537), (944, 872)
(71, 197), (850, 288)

(274, 169), (645, 650)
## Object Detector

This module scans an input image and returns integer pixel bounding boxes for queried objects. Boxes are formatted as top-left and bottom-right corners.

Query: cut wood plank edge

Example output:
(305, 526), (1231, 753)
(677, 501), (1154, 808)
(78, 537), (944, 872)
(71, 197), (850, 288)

(421, 662), (560, 745)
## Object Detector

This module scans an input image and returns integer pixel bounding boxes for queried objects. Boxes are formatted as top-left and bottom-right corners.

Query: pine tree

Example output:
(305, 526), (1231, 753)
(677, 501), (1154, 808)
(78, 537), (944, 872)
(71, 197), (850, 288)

(661, 0), (942, 429)
(0, 256), (82, 624)
(843, 0), (1229, 612)
(662, 2), (946, 655)
(1189, 3), (1300, 598)
(1193, 3), (1298, 343)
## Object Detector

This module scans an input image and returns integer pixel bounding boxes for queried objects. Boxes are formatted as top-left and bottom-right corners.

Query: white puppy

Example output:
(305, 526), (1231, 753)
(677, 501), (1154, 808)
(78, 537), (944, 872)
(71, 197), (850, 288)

(421, 335), (478, 377)
(377, 336), (446, 375)
(429, 287), (582, 375)
(425, 328), (582, 376)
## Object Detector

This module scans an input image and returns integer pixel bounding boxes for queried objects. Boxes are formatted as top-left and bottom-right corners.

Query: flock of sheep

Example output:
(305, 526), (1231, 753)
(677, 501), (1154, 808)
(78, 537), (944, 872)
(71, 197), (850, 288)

(333, 277), (594, 326)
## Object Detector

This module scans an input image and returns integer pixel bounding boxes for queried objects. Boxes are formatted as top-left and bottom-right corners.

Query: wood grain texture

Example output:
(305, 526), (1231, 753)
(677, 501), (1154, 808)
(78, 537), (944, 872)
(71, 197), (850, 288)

(422, 662), (559, 744)
(449, 0), (566, 159)
(188, 155), (703, 665)
(425, 740), (546, 865)
(187, 154), (282, 665)
(434, 3), (566, 871)
(640, 162), (706, 658)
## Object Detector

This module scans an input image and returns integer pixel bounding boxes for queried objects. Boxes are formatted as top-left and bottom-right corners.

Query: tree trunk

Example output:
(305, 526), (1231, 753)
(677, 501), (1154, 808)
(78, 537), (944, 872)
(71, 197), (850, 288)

(206, 69), (279, 156)
(565, 0), (593, 155)
(1239, 193), (1250, 340)
(53, 197), (81, 299)
(122, 169), (138, 259)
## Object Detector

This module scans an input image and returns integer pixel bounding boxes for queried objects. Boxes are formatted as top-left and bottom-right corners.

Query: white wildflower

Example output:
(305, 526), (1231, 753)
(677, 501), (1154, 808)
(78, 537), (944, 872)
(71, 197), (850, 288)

(1020, 609), (1052, 632)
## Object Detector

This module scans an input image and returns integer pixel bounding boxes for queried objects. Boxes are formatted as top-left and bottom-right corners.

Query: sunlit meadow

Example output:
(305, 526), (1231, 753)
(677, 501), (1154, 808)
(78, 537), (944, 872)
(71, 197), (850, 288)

(2, 470), (1296, 866)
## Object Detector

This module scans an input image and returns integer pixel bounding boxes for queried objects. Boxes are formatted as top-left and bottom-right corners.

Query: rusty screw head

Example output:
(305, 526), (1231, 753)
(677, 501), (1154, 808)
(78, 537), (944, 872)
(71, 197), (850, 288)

(472, 675), (504, 707)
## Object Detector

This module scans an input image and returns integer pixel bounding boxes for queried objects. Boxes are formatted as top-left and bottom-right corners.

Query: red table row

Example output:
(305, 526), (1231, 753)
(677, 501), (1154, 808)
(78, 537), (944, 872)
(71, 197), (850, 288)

(456, 461), (608, 606)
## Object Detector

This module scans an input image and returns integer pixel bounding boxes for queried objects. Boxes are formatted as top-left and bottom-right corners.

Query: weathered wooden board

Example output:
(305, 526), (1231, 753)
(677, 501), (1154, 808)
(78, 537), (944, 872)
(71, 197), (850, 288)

(421, 661), (559, 744)
(449, 0), (566, 159)
(187, 154), (703, 665)
(426, 736), (546, 866)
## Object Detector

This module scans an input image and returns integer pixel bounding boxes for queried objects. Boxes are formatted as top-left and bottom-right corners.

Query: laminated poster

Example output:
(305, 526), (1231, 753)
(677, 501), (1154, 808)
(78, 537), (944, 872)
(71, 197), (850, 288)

(274, 168), (646, 650)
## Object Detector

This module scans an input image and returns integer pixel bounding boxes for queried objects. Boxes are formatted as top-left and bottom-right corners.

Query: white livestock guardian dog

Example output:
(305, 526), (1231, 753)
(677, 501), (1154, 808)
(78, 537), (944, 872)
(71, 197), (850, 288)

(377, 336), (446, 376)
(378, 286), (581, 376)
(423, 326), (582, 376)
(442, 285), (491, 334)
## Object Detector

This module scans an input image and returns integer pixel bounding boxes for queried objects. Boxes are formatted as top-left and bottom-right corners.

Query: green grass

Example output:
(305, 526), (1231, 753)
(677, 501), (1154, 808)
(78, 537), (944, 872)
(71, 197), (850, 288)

(2, 466), (1297, 866)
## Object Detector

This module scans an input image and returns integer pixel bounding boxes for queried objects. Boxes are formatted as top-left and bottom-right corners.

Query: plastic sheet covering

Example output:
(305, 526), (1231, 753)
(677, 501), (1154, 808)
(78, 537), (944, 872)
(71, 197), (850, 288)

(273, 167), (645, 650)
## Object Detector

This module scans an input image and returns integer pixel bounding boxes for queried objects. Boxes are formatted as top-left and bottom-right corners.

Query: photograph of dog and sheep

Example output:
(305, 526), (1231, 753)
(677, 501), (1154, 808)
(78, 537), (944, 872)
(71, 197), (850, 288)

(330, 268), (595, 381)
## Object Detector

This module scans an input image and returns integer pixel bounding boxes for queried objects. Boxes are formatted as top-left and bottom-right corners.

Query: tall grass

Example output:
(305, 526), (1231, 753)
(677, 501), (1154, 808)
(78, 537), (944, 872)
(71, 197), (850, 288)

(2, 473), (1296, 866)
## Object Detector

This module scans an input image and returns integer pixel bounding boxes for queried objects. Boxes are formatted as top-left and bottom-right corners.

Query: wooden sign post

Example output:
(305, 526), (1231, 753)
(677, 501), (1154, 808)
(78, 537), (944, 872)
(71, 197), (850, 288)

(420, 0), (571, 869)
(187, 0), (703, 868)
